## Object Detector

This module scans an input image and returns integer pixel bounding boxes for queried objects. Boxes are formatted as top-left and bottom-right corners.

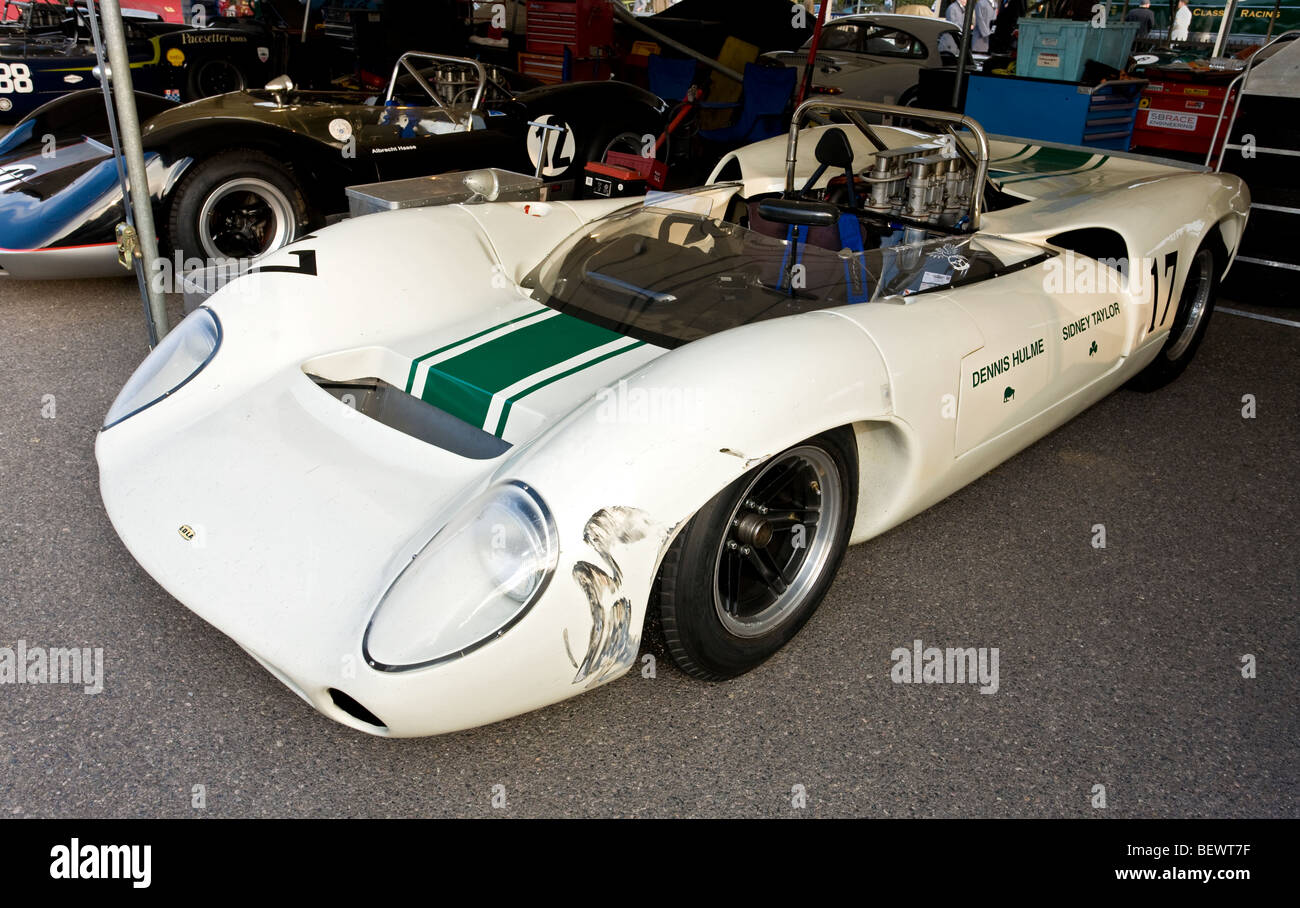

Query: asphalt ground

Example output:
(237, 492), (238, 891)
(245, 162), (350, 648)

(0, 275), (1296, 819)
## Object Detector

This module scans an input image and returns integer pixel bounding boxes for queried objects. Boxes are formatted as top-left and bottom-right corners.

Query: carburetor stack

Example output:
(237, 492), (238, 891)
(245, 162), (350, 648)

(863, 141), (974, 227)
(428, 63), (509, 105)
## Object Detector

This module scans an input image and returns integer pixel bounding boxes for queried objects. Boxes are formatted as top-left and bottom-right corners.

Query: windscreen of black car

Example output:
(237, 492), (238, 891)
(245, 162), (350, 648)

(524, 194), (1051, 349)
(0, 89), (173, 152)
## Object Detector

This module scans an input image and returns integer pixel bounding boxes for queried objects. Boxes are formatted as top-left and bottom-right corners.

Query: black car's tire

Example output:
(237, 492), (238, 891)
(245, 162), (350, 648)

(1128, 238), (1222, 392)
(656, 428), (858, 681)
(574, 116), (663, 198)
(168, 150), (314, 263)
(188, 58), (248, 99)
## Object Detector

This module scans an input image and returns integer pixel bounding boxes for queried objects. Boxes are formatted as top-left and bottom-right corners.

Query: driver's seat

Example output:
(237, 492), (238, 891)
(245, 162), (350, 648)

(800, 128), (869, 299)
(753, 127), (871, 301)
(800, 127), (859, 207)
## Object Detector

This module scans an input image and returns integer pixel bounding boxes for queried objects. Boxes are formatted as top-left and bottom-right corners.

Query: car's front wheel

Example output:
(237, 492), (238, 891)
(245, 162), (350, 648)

(168, 150), (314, 264)
(1129, 237), (1222, 391)
(655, 428), (858, 680)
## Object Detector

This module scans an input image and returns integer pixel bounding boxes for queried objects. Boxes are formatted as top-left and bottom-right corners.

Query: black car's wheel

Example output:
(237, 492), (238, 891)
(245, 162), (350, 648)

(189, 59), (248, 99)
(599, 128), (662, 162)
(168, 150), (313, 263)
(1128, 238), (1221, 391)
(655, 428), (858, 681)
(575, 116), (663, 197)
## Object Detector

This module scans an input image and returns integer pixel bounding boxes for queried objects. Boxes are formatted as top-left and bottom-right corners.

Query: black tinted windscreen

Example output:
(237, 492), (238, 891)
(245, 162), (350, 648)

(525, 205), (1049, 349)
(526, 207), (879, 348)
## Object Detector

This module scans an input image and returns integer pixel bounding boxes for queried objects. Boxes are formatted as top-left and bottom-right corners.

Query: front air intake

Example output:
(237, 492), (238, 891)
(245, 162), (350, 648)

(310, 375), (512, 460)
(328, 688), (387, 730)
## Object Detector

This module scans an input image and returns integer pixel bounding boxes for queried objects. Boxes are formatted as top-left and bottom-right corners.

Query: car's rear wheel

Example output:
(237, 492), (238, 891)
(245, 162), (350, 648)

(189, 59), (247, 99)
(576, 116), (662, 197)
(168, 150), (314, 263)
(1129, 239), (1221, 391)
(655, 428), (858, 680)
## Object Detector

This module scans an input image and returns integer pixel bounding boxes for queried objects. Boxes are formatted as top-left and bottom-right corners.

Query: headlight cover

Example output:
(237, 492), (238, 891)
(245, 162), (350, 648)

(364, 482), (558, 671)
(102, 308), (222, 430)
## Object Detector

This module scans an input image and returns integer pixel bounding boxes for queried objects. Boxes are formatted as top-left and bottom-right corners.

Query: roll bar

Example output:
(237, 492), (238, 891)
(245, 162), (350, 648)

(783, 98), (992, 230)
(385, 52), (488, 125)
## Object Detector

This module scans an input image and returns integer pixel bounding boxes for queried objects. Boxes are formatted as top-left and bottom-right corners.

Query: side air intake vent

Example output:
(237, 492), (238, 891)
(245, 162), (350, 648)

(1046, 228), (1130, 270)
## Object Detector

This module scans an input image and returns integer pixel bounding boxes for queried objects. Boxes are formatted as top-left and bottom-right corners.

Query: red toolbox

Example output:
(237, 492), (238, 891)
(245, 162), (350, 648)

(526, 0), (613, 58)
(1133, 66), (1239, 158)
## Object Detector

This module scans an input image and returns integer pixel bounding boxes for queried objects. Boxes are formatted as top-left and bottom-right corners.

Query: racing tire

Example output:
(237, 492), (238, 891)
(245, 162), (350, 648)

(167, 150), (314, 264)
(655, 428), (858, 681)
(1128, 237), (1222, 392)
(574, 117), (664, 199)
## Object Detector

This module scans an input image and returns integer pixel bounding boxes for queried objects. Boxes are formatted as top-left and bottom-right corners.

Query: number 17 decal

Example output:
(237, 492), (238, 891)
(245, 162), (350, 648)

(1149, 250), (1179, 332)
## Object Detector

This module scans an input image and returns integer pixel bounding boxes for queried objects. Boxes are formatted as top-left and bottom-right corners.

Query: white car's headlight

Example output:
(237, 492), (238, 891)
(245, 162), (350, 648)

(364, 482), (559, 670)
(103, 308), (222, 430)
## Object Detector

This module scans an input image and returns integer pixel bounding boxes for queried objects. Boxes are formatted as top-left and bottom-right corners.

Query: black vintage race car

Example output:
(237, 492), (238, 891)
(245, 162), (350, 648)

(0, 53), (667, 278)
(0, 0), (280, 126)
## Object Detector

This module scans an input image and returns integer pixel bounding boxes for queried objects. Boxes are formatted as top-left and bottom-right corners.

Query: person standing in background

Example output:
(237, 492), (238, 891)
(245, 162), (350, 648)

(1125, 0), (1156, 39)
(1171, 0), (1192, 41)
(988, 0), (1023, 56)
(940, 0), (967, 56)
(973, 0), (997, 52)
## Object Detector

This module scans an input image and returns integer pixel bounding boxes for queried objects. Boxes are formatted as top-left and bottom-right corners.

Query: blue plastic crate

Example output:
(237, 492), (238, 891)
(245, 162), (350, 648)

(965, 75), (1147, 151)
(1016, 18), (1139, 82)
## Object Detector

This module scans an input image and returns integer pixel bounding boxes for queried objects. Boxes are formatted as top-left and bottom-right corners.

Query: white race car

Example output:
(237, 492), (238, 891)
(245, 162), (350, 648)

(97, 100), (1249, 737)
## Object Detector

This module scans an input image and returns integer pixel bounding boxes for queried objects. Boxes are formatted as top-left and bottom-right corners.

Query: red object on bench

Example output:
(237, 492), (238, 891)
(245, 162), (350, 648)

(602, 151), (669, 190)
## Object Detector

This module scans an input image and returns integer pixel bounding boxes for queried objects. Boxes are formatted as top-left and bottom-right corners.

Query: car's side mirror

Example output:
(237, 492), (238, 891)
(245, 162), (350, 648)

(462, 169), (500, 202)
(758, 197), (840, 228)
(265, 75), (295, 107)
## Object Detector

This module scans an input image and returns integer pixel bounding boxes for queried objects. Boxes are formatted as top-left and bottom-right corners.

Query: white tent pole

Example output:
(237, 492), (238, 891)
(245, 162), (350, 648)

(1213, 0), (1241, 57)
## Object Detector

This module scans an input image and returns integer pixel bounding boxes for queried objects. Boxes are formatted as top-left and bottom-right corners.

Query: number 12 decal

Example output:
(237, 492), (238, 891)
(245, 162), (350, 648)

(1149, 250), (1179, 332)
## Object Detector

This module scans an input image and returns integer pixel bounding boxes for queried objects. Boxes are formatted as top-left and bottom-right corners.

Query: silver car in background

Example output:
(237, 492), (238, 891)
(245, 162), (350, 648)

(760, 13), (960, 107)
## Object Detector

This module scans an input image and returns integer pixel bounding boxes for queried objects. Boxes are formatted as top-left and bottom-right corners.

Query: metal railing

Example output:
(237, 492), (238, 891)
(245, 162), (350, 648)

(1205, 30), (1299, 170)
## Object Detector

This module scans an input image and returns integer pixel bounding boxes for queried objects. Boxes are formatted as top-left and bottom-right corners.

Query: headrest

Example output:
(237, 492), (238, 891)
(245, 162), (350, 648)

(814, 127), (855, 171)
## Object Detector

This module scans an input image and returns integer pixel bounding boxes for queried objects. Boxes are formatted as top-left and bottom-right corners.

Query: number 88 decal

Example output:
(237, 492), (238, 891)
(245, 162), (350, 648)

(0, 64), (36, 94)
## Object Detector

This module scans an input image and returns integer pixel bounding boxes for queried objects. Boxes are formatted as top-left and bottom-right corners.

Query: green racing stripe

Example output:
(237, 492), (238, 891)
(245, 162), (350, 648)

(411, 310), (643, 438)
(989, 147), (1101, 181)
(490, 340), (647, 438)
(989, 143), (1034, 164)
(998, 154), (1109, 184)
(404, 308), (547, 394)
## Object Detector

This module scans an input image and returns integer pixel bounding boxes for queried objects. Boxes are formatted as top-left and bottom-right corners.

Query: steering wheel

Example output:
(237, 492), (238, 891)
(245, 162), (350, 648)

(656, 211), (730, 245)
